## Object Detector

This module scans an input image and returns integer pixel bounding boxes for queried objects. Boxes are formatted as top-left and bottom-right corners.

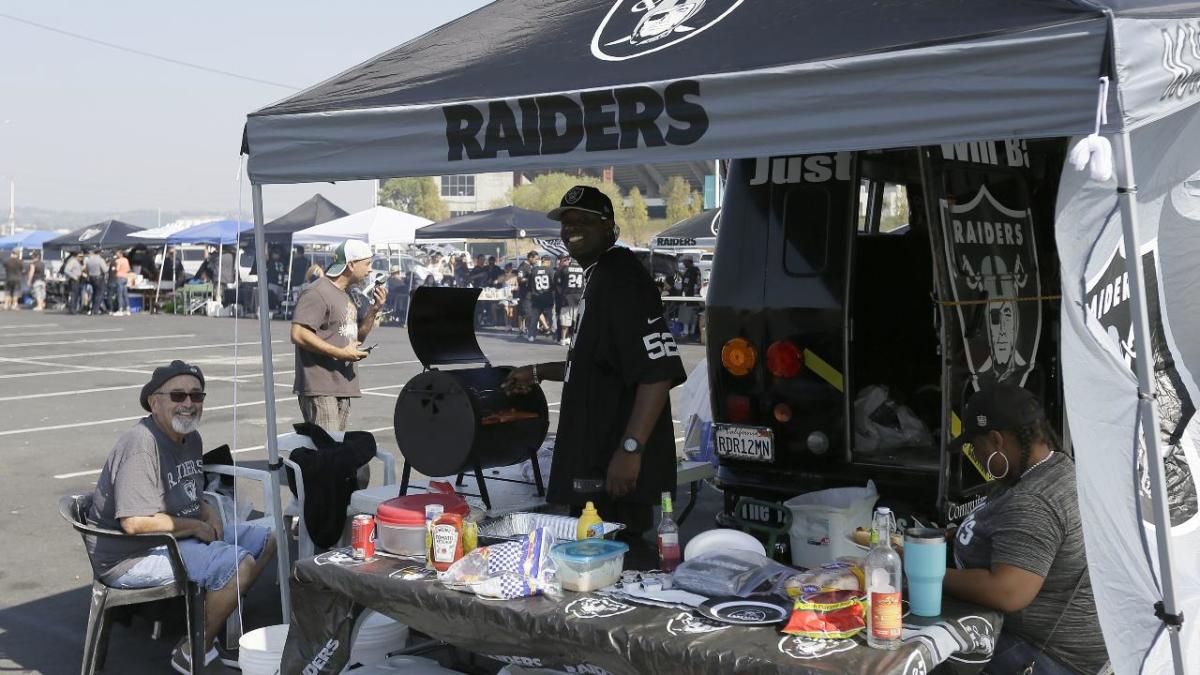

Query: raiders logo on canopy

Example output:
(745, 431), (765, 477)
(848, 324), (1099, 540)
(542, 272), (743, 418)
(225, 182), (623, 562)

(592, 0), (745, 61)
(1086, 240), (1200, 533)
(939, 184), (1042, 388)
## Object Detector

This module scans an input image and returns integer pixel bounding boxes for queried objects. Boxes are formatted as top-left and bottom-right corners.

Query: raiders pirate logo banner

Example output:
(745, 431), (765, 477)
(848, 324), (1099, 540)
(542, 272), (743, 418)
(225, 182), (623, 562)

(939, 183), (1042, 389)
(1085, 241), (1200, 533)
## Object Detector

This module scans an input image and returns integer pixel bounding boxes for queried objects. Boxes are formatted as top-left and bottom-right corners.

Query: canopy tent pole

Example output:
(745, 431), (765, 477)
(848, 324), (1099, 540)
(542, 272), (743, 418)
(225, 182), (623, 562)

(284, 246), (295, 319)
(1114, 131), (1185, 675)
(252, 184), (292, 617)
(154, 246), (166, 312)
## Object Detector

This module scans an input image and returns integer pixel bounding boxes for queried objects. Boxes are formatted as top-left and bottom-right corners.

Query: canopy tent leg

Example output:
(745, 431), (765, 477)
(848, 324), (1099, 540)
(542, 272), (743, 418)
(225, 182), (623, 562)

(1114, 131), (1185, 675)
(154, 246), (166, 312)
(284, 246), (295, 319)
(252, 184), (292, 619)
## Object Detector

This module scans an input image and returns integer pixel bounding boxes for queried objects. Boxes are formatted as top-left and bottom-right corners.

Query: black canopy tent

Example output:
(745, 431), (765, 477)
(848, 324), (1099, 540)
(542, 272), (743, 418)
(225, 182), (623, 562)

(43, 219), (146, 253)
(651, 209), (720, 249)
(414, 206), (560, 240)
(240, 2), (1200, 671)
(238, 193), (348, 247)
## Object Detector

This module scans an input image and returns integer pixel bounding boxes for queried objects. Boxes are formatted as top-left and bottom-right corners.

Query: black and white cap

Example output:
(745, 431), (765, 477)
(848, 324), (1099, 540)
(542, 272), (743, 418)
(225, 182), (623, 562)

(948, 382), (1044, 452)
(547, 185), (615, 221)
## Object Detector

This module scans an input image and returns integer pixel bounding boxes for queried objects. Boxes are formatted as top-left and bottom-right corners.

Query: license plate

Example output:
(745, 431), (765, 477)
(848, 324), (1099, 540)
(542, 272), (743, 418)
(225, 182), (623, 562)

(713, 424), (774, 463)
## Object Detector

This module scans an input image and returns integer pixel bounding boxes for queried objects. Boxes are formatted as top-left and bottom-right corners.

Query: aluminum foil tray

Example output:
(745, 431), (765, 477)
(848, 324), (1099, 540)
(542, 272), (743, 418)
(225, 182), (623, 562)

(477, 512), (624, 542)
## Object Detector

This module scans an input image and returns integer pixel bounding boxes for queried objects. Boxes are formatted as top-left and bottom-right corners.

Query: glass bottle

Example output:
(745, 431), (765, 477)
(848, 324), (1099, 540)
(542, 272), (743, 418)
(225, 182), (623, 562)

(656, 491), (681, 572)
(865, 506), (903, 650)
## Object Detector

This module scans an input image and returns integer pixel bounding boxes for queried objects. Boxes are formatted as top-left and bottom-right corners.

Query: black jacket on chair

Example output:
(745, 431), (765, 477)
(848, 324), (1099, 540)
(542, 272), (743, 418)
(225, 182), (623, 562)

(285, 423), (377, 548)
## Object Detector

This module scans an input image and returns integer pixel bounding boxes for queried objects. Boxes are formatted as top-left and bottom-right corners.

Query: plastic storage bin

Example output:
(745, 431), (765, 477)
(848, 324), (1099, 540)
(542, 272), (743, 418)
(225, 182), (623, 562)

(550, 539), (628, 592)
(784, 481), (877, 569)
(376, 492), (469, 556)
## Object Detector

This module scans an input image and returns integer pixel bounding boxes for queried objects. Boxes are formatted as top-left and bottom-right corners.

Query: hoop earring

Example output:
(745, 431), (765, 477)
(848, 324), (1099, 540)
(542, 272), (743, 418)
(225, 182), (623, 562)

(986, 451), (1010, 480)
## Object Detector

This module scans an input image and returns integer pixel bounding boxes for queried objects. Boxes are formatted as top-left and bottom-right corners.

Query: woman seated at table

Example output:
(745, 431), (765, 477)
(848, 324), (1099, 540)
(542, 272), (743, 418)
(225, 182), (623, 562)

(943, 382), (1109, 675)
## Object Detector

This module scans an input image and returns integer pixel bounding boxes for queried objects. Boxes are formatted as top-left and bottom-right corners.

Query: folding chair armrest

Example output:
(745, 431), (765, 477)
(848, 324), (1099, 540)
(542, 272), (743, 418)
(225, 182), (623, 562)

(205, 464), (276, 519)
(374, 449), (396, 486)
(69, 520), (190, 586)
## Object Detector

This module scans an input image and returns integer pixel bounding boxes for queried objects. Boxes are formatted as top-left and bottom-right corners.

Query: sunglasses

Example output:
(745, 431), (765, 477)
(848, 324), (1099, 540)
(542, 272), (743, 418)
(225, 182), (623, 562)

(155, 391), (206, 403)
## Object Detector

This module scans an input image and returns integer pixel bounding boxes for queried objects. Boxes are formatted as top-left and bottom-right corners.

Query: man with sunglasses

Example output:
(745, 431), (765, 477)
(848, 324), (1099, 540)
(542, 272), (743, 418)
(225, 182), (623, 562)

(88, 360), (276, 672)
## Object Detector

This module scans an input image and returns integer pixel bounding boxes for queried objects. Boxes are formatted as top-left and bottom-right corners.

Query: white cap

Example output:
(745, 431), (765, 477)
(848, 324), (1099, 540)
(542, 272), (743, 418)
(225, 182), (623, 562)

(326, 239), (373, 277)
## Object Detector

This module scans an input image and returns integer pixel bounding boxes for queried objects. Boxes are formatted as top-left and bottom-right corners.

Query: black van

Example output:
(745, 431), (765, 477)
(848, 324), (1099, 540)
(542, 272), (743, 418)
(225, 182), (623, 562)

(706, 140), (1068, 526)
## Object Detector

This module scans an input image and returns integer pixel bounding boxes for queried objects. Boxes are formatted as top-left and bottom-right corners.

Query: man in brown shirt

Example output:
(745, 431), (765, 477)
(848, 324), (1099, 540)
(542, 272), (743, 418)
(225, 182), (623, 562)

(290, 240), (386, 444)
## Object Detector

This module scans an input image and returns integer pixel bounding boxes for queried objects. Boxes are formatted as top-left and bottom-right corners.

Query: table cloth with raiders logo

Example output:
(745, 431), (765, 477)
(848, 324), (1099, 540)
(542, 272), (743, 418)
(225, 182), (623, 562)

(282, 549), (1003, 674)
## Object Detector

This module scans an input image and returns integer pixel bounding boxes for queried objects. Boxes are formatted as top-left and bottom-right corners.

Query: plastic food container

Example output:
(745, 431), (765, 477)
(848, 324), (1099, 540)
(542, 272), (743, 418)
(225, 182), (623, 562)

(550, 539), (629, 592)
(478, 512), (624, 544)
(376, 492), (469, 556)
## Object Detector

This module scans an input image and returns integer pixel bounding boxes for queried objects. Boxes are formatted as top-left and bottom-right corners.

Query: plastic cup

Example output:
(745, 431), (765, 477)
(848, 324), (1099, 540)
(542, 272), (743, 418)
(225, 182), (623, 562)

(903, 527), (947, 617)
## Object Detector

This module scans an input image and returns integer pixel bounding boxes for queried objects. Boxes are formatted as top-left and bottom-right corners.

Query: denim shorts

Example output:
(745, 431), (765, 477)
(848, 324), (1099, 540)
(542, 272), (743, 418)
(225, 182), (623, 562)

(112, 522), (271, 592)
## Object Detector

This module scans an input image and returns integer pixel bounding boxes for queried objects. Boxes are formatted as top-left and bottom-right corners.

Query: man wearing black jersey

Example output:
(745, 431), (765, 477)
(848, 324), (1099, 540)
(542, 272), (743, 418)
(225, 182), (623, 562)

(526, 255), (555, 343)
(503, 186), (685, 546)
(555, 256), (585, 346)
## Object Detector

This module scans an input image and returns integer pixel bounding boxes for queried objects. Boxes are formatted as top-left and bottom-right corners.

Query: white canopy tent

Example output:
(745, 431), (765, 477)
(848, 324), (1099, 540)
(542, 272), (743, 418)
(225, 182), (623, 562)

(291, 205), (432, 246)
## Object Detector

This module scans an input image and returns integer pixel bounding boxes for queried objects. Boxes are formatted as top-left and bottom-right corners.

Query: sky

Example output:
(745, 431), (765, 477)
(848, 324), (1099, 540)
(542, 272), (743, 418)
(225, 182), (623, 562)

(0, 1), (492, 220)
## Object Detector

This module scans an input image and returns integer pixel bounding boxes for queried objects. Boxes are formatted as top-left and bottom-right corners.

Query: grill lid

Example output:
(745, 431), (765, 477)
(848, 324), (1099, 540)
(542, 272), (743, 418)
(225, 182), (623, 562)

(406, 286), (488, 367)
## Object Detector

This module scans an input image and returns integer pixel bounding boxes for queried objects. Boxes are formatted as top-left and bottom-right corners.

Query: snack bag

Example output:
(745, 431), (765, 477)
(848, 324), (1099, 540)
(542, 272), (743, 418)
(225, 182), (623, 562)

(784, 558), (865, 597)
(439, 526), (561, 600)
(782, 590), (866, 639)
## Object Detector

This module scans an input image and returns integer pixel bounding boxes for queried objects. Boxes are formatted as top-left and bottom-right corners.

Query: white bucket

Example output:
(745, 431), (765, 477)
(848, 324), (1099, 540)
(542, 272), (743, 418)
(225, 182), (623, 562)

(351, 654), (464, 673)
(238, 624), (289, 675)
(784, 481), (878, 569)
(348, 610), (410, 668)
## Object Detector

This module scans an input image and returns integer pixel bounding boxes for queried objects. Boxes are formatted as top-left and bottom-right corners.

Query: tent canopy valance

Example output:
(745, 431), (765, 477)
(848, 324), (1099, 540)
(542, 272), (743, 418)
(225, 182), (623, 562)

(652, 209), (719, 249)
(245, 0), (1164, 185)
(0, 230), (61, 250)
(168, 219), (253, 245)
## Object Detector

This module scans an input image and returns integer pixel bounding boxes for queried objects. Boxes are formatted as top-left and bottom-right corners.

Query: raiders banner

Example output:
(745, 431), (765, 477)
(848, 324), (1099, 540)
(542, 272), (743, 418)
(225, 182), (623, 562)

(1085, 241), (1200, 533)
(939, 183), (1042, 389)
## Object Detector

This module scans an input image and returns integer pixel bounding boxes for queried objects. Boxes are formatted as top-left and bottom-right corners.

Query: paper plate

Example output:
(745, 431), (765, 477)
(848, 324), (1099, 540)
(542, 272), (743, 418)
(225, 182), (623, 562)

(684, 528), (766, 561)
(695, 595), (792, 626)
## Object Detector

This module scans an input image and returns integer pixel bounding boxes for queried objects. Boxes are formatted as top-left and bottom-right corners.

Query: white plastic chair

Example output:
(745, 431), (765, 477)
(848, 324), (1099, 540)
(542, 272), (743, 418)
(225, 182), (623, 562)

(276, 431), (397, 558)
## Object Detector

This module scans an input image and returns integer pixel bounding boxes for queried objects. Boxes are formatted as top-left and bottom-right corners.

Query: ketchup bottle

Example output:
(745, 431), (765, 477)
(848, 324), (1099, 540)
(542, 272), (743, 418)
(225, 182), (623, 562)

(429, 512), (465, 572)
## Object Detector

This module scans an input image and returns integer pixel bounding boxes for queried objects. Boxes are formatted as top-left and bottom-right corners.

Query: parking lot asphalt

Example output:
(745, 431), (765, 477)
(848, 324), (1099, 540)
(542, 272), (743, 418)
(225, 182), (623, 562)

(0, 308), (713, 674)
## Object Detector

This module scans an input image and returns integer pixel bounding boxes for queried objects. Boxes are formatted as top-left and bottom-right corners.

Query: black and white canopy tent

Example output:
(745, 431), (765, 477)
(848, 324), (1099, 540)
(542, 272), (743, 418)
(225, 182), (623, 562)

(652, 209), (720, 249)
(242, 2), (1200, 671)
(43, 219), (146, 253)
(414, 205), (560, 240)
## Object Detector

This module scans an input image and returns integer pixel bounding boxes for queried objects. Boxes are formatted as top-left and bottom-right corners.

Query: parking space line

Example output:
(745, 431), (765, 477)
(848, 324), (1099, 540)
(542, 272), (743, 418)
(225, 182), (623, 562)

(0, 328), (124, 339)
(20, 339), (288, 361)
(0, 333), (195, 348)
(0, 398), (268, 437)
(0, 323), (59, 329)
(0, 383), (145, 402)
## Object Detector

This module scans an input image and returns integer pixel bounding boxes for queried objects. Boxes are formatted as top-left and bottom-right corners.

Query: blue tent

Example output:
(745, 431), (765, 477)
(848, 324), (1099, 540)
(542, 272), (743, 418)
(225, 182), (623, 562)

(0, 230), (69, 250)
(168, 219), (253, 245)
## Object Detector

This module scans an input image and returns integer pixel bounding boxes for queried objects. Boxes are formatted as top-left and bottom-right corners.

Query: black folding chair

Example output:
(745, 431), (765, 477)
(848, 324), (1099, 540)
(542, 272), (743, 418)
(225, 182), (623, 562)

(58, 494), (206, 674)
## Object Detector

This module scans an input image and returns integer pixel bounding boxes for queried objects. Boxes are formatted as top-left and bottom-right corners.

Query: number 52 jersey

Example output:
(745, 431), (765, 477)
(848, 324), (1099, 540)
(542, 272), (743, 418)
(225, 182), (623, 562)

(550, 246), (687, 506)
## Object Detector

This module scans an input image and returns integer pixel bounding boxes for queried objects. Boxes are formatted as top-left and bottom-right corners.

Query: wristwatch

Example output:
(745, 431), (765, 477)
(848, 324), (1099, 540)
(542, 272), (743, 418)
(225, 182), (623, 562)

(621, 437), (644, 455)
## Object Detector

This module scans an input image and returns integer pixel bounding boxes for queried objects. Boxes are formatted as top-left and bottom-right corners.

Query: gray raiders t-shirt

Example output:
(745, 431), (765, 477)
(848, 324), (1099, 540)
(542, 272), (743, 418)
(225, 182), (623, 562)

(953, 452), (1109, 674)
(87, 417), (204, 578)
(292, 276), (361, 396)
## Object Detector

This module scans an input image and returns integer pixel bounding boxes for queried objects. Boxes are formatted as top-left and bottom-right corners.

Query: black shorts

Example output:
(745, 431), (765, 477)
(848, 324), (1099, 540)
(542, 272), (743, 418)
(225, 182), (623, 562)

(4, 280), (19, 294)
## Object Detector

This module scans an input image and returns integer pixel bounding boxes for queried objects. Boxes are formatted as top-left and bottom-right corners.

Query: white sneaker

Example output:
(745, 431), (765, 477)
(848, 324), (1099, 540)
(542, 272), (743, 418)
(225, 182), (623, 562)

(560, 337), (571, 346)
(526, 335), (535, 343)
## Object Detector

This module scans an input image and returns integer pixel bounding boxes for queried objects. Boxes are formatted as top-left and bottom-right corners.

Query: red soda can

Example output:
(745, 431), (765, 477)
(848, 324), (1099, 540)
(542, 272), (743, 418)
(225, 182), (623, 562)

(352, 514), (376, 561)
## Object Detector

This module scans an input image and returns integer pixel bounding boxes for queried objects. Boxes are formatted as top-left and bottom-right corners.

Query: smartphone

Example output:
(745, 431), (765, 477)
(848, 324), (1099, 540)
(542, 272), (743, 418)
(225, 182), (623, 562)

(361, 343), (378, 353)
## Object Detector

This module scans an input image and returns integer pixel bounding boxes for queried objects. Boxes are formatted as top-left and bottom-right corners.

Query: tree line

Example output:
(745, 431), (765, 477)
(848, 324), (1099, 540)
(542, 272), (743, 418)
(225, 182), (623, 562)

(378, 173), (704, 246)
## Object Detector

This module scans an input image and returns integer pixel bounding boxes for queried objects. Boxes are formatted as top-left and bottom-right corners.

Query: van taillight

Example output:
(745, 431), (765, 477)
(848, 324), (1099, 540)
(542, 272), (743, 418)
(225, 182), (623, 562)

(773, 402), (793, 423)
(766, 341), (804, 378)
(721, 338), (757, 376)
(726, 395), (752, 423)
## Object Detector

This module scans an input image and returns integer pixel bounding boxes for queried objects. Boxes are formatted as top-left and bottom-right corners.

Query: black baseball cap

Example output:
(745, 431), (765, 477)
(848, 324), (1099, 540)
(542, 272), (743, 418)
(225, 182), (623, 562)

(140, 360), (205, 412)
(547, 185), (616, 221)
(948, 382), (1044, 452)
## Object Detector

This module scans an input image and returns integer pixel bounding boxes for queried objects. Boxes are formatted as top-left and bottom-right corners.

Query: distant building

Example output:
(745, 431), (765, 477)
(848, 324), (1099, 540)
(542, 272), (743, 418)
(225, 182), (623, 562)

(436, 173), (517, 216)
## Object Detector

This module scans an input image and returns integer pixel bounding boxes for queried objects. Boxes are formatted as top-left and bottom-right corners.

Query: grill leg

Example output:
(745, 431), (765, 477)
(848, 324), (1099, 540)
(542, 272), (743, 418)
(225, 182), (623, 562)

(473, 464), (492, 511)
(455, 473), (466, 487)
(399, 462), (412, 496)
(529, 451), (545, 497)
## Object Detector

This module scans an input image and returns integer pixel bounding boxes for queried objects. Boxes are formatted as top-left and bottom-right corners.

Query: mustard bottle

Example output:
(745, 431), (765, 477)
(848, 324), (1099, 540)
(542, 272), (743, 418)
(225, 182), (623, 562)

(576, 501), (604, 540)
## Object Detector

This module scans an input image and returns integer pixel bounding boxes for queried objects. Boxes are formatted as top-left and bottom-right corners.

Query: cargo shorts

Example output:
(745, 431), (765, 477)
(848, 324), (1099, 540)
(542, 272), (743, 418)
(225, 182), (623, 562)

(112, 522), (271, 592)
